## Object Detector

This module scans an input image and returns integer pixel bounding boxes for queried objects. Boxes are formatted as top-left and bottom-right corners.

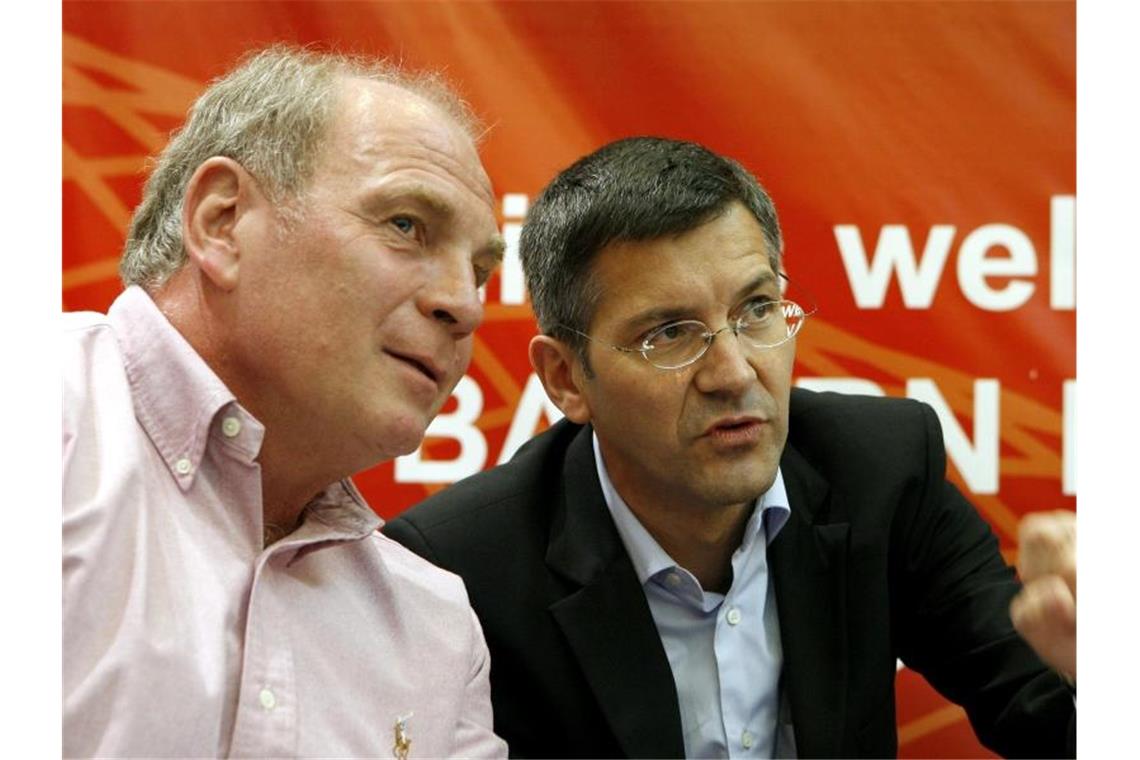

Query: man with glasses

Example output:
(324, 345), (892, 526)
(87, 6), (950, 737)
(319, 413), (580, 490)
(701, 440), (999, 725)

(383, 137), (1075, 758)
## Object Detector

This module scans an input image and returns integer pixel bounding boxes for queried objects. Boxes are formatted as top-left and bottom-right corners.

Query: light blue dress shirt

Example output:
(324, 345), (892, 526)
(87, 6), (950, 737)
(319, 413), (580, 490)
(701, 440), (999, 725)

(593, 433), (792, 758)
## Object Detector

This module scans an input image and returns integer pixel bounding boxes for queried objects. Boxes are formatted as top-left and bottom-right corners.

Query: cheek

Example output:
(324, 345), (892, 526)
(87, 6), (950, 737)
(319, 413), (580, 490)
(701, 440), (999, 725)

(641, 383), (690, 440)
(759, 346), (796, 394)
(770, 356), (794, 439)
(442, 341), (475, 393)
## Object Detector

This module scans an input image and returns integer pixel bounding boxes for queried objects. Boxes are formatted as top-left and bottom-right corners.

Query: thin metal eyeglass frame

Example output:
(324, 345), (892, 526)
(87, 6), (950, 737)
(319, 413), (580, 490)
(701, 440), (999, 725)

(554, 272), (818, 371)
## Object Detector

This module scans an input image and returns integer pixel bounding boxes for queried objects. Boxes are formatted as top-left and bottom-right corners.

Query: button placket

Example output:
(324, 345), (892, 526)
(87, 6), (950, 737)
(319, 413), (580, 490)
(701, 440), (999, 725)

(228, 555), (298, 757)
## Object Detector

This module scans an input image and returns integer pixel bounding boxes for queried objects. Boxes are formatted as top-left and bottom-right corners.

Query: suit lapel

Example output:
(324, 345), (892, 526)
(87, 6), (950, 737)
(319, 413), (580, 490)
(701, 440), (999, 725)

(769, 441), (851, 757)
(545, 426), (685, 758)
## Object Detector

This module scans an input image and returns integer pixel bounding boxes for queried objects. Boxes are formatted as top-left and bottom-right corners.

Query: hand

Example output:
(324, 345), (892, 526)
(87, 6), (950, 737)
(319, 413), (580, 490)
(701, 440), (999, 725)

(1009, 510), (1076, 681)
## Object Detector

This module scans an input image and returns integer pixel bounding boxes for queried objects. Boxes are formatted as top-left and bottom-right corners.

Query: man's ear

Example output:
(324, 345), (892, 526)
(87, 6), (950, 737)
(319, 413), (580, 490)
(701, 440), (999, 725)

(181, 157), (256, 291)
(529, 335), (591, 424)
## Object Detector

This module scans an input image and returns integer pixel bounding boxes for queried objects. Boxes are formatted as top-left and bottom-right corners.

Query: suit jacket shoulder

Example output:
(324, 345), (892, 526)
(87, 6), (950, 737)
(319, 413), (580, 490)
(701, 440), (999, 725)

(788, 387), (938, 477)
(384, 420), (684, 758)
(778, 388), (1074, 758)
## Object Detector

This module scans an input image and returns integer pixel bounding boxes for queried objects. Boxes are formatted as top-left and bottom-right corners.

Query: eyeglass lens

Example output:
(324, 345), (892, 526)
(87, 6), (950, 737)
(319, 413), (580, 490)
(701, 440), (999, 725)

(643, 301), (805, 368)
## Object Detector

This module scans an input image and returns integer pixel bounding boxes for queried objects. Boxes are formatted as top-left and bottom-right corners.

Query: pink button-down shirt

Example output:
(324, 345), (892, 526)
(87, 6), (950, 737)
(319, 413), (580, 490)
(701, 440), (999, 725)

(63, 286), (506, 758)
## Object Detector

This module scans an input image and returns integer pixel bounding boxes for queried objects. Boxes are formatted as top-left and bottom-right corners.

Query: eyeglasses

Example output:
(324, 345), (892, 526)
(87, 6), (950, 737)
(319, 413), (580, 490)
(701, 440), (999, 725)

(558, 277), (814, 371)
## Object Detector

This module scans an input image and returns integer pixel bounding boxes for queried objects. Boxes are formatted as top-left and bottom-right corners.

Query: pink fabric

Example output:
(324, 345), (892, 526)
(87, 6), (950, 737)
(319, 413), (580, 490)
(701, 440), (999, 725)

(63, 286), (505, 758)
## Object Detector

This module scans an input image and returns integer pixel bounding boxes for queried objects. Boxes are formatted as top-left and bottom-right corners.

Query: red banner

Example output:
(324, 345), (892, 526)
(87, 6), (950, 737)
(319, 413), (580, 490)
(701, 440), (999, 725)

(63, 3), (1075, 756)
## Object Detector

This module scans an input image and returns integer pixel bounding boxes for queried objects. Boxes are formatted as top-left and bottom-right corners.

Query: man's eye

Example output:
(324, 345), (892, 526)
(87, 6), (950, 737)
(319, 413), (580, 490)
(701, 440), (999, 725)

(474, 254), (502, 288)
(644, 321), (701, 348)
(390, 216), (417, 235)
(742, 298), (777, 321)
(474, 264), (491, 288)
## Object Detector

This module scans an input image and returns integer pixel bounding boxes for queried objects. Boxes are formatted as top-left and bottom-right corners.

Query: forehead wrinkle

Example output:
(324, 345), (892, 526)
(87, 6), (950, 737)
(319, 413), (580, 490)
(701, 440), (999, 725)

(366, 104), (493, 208)
(413, 140), (495, 208)
(351, 139), (492, 207)
(333, 80), (494, 208)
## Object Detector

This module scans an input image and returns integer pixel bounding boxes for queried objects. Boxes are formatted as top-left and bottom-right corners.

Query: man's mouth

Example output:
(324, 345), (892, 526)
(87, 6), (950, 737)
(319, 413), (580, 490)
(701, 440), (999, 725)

(704, 415), (764, 432)
(702, 416), (766, 444)
(385, 350), (443, 386)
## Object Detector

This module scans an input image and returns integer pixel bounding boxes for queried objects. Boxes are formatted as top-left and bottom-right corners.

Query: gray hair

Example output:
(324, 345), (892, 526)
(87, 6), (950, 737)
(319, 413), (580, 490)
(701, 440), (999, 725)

(121, 44), (480, 290)
(520, 136), (783, 362)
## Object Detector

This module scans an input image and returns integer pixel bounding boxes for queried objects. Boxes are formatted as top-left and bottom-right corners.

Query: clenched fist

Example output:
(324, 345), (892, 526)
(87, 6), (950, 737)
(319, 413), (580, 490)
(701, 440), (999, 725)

(1009, 510), (1076, 682)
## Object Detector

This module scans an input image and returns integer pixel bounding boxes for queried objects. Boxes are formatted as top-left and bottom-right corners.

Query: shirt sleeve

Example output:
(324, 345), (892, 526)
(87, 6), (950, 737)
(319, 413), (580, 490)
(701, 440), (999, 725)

(451, 606), (508, 758)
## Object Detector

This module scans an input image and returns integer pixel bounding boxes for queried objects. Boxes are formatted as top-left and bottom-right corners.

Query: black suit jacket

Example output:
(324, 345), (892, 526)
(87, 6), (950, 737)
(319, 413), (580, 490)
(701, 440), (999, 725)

(383, 389), (1074, 758)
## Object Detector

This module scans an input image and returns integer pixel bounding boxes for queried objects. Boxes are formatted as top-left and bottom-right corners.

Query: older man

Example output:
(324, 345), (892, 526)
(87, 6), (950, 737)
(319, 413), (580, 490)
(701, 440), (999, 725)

(383, 137), (1075, 758)
(63, 47), (506, 757)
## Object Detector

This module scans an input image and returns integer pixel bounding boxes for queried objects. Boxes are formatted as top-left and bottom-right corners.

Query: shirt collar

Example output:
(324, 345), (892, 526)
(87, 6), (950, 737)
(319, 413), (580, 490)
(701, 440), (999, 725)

(109, 286), (265, 490)
(303, 479), (382, 538)
(592, 430), (791, 587)
(281, 479), (383, 560)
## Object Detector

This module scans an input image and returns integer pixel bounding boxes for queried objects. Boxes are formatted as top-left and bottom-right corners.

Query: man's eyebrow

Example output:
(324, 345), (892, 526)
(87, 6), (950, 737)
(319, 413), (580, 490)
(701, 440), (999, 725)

(620, 306), (693, 333)
(381, 184), (455, 218)
(477, 235), (506, 265)
(619, 269), (779, 332)
(372, 183), (505, 262)
(734, 270), (778, 302)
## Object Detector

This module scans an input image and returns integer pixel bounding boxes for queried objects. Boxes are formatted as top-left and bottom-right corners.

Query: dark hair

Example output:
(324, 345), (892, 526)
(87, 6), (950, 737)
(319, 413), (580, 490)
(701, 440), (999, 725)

(520, 136), (783, 356)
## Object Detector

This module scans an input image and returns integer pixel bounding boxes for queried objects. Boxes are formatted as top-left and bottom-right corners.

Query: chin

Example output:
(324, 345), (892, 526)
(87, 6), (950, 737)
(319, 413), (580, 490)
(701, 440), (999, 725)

(358, 414), (431, 463)
(703, 463), (779, 505)
(386, 424), (431, 458)
(704, 484), (770, 509)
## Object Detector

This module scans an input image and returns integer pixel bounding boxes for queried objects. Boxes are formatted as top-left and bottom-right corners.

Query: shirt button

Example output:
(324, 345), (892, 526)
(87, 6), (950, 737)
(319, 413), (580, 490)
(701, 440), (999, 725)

(665, 572), (682, 588)
(222, 416), (242, 437)
(726, 606), (742, 625)
(174, 458), (192, 475)
(742, 730), (755, 749)
(259, 687), (277, 711)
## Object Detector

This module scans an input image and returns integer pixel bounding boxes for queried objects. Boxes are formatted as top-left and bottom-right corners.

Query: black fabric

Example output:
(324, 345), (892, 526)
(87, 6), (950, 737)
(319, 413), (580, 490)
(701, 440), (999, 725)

(383, 388), (1075, 758)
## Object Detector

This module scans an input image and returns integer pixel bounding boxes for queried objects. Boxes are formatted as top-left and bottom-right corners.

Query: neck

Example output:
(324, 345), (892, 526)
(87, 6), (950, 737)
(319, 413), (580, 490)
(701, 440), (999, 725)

(626, 496), (754, 594)
(153, 272), (341, 547)
(257, 435), (326, 545)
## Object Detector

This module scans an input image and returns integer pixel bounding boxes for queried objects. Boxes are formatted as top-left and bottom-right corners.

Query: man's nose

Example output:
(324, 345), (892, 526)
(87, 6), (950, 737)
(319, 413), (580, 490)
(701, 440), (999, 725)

(692, 326), (755, 395)
(421, 254), (483, 338)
